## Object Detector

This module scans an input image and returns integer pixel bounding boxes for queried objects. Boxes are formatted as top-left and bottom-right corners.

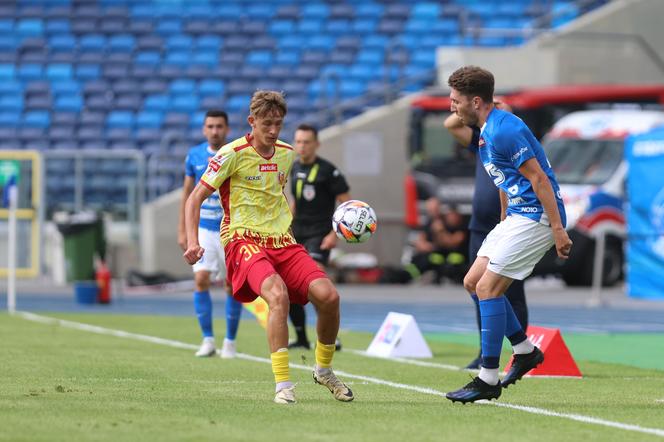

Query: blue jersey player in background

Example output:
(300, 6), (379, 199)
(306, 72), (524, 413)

(444, 66), (573, 403)
(177, 110), (243, 358)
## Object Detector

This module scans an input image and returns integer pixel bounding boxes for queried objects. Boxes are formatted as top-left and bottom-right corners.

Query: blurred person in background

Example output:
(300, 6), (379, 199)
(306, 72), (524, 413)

(183, 91), (353, 405)
(444, 98), (530, 370)
(380, 197), (467, 285)
(288, 123), (351, 351)
(178, 110), (242, 359)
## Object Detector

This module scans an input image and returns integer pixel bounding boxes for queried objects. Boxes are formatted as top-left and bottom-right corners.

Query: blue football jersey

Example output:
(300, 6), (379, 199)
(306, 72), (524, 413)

(478, 109), (566, 227)
(185, 142), (223, 231)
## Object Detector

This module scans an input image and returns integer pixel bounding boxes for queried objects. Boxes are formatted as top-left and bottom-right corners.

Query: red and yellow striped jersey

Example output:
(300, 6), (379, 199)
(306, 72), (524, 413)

(200, 134), (296, 248)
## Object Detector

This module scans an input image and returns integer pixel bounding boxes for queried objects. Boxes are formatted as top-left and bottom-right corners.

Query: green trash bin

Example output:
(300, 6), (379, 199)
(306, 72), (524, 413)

(55, 212), (106, 283)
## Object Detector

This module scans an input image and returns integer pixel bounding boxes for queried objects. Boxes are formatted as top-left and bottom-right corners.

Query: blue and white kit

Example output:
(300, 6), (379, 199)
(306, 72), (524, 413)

(185, 142), (225, 276)
(477, 109), (567, 279)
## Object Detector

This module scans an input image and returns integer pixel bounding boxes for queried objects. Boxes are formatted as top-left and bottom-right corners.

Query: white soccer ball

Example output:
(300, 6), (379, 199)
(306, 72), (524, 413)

(332, 200), (378, 244)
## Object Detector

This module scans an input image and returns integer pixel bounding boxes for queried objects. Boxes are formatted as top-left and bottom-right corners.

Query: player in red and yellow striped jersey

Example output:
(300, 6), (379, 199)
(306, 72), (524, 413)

(183, 91), (354, 405)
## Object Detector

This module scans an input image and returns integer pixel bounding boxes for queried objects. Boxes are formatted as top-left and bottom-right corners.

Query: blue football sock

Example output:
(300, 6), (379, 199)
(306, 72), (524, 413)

(479, 297), (506, 369)
(225, 295), (242, 341)
(194, 291), (213, 338)
(504, 296), (528, 345)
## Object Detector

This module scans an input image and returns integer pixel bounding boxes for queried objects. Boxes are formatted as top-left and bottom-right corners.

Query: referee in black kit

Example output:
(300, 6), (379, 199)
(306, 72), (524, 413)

(288, 123), (351, 350)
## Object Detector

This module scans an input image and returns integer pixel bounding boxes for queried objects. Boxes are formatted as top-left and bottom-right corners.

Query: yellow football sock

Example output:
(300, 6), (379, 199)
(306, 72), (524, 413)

(271, 348), (290, 384)
(315, 340), (336, 369)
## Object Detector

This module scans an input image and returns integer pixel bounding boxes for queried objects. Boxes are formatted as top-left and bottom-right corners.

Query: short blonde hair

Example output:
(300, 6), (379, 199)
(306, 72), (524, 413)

(249, 90), (287, 118)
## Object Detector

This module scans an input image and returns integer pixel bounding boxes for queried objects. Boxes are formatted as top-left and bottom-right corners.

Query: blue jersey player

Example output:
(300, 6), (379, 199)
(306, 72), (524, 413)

(177, 110), (243, 358)
(445, 66), (573, 403)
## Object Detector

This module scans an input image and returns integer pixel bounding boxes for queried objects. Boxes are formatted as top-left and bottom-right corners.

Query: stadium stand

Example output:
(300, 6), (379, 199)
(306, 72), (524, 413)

(0, 0), (609, 216)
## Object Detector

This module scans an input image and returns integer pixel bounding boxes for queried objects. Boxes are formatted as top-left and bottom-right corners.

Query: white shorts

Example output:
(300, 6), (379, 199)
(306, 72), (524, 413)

(192, 227), (226, 279)
(477, 214), (554, 280)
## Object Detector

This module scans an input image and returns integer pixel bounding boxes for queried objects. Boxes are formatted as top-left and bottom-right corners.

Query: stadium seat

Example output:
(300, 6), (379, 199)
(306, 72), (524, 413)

(106, 110), (135, 128)
(23, 110), (50, 129)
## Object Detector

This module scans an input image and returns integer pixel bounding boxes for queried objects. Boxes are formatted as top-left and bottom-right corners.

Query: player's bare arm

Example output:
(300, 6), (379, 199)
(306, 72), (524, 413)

(499, 189), (508, 221)
(519, 158), (573, 259)
(183, 183), (214, 265)
(443, 113), (474, 146)
(177, 175), (196, 251)
(321, 192), (352, 250)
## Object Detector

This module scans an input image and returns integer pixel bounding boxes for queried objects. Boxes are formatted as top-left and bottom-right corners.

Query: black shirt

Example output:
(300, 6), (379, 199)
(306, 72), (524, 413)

(468, 127), (501, 233)
(290, 156), (350, 238)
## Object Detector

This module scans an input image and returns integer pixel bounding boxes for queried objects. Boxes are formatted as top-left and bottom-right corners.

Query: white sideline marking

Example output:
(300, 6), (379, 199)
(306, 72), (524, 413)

(16, 311), (664, 439)
(347, 349), (462, 371)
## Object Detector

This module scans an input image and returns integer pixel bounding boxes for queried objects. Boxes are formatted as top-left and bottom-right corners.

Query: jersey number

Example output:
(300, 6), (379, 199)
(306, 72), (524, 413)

(484, 163), (505, 186)
(240, 244), (261, 261)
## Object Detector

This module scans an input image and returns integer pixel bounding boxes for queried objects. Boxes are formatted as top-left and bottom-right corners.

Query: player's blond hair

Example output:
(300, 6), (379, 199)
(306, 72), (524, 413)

(250, 90), (288, 118)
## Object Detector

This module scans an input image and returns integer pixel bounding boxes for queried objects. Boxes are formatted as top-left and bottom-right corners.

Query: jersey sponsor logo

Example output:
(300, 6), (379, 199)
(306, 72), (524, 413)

(511, 146), (529, 162)
(259, 163), (278, 172)
(508, 197), (525, 205)
(195, 164), (206, 170)
(520, 206), (539, 213)
(245, 175), (262, 181)
(484, 162), (505, 186)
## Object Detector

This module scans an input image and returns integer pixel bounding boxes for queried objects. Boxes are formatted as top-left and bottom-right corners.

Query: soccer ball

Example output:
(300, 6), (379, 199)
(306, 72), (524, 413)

(332, 200), (378, 243)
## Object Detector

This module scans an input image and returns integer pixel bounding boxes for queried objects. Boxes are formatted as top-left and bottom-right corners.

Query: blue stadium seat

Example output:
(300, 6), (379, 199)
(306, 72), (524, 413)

(246, 50), (273, 67)
(17, 64), (43, 81)
(195, 34), (221, 51)
(411, 3), (441, 19)
(49, 34), (76, 52)
(191, 51), (218, 67)
(164, 51), (191, 68)
(171, 95), (199, 113)
(75, 64), (100, 81)
(136, 111), (163, 129)
(302, 4), (329, 20)
(279, 35), (305, 51)
(0, 112), (21, 127)
(144, 95), (170, 112)
(54, 95), (83, 112)
(326, 19), (350, 34)
(170, 79), (195, 95)
(269, 19), (295, 34)
(199, 79), (225, 96)
(356, 3), (384, 19)
(246, 4), (274, 20)
(17, 19), (44, 37)
(226, 95), (250, 113)
(135, 51), (161, 66)
(166, 34), (192, 52)
(108, 34), (135, 52)
(184, 4), (214, 20)
(107, 110), (135, 128)
(51, 80), (79, 95)
(23, 110), (50, 129)
(46, 63), (73, 81)
(45, 19), (70, 35)
(0, 94), (23, 112)
(79, 34), (106, 52)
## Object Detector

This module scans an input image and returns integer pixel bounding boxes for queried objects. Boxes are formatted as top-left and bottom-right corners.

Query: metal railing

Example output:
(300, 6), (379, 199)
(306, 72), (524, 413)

(43, 149), (145, 232)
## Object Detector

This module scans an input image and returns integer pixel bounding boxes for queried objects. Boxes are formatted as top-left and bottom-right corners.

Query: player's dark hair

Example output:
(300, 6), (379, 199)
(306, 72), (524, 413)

(295, 123), (318, 140)
(447, 66), (494, 104)
(204, 109), (228, 124)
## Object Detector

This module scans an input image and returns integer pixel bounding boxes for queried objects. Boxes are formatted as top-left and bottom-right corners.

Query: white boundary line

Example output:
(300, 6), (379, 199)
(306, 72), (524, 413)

(15, 311), (664, 439)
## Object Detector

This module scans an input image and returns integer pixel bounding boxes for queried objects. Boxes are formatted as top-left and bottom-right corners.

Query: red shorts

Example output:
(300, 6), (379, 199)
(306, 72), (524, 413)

(224, 239), (328, 305)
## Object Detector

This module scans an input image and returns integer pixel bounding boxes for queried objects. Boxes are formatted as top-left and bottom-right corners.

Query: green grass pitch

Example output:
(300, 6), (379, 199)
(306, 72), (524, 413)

(1, 312), (663, 442)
